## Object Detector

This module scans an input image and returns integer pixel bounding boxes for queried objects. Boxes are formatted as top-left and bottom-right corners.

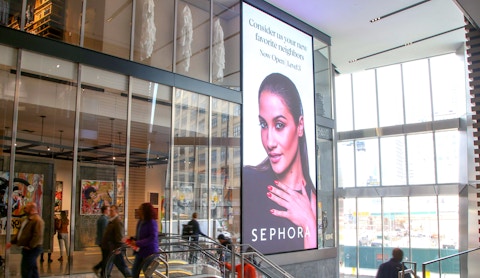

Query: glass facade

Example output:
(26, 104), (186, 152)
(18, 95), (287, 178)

(337, 53), (469, 277)
(3, 0), (241, 90)
(0, 0), (336, 277)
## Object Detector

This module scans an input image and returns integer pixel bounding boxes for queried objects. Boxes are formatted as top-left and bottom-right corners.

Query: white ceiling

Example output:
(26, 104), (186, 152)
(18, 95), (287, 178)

(264, 0), (467, 74)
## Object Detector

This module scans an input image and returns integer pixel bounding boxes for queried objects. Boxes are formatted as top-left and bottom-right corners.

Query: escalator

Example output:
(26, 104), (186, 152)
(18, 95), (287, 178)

(103, 234), (294, 278)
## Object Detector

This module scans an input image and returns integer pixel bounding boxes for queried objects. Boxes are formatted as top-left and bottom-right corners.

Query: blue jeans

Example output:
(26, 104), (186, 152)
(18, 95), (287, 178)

(21, 246), (42, 278)
(103, 248), (132, 277)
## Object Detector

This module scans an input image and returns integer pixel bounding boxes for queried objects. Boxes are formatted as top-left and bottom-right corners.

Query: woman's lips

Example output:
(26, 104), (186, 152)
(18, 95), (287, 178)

(268, 153), (281, 163)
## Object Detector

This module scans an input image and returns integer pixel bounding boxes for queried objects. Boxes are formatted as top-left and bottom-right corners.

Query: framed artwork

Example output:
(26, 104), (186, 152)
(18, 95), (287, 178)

(55, 181), (63, 212)
(0, 171), (44, 235)
(117, 178), (124, 197)
(149, 192), (159, 205)
(80, 180), (114, 215)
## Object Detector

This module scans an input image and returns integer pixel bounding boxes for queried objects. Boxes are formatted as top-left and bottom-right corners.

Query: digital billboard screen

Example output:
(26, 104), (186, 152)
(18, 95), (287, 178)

(241, 2), (317, 254)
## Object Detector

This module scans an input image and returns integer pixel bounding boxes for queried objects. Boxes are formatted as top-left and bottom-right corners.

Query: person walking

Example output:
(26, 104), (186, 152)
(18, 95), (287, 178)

(186, 212), (206, 263)
(92, 205), (110, 277)
(6, 202), (44, 278)
(127, 202), (159, 278)
(101, 205), (131, 277)
(376, 248), (412, 278)
(57, 210), (70, 261)
(217, 234), (233, 262)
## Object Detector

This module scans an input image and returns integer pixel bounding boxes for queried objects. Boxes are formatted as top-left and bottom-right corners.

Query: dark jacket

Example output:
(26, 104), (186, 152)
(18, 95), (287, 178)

(376, 259), (411, 278)
(11, 213), (44, 249)
(101, 216), (124, 252)
(96, 214), (109, 246)
(187, 218), (205, 241)
(134, 219), (159, 258)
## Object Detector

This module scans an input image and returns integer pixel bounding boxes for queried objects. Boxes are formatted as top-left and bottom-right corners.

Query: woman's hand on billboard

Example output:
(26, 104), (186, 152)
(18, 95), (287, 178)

(267, 180), (316, 248)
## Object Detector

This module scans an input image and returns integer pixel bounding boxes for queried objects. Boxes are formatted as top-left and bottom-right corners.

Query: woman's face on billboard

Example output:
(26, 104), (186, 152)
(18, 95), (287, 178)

(258, 90), (303, 175)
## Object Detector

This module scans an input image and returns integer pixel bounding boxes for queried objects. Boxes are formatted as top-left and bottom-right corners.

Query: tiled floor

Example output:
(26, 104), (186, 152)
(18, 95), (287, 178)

(3, 249), (105, 277)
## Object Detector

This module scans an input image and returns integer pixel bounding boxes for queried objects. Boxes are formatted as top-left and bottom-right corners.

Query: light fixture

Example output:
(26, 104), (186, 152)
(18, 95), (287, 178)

(369, 0), (430, 23)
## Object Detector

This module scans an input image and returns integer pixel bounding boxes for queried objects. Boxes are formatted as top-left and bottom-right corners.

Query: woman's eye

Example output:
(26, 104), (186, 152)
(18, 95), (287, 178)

(275, 122), (285, 129)
(259, 121), (267, 129)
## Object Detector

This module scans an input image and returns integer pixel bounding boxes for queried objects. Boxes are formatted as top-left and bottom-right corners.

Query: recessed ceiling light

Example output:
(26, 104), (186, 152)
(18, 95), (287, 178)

(369, 0), (430, 23)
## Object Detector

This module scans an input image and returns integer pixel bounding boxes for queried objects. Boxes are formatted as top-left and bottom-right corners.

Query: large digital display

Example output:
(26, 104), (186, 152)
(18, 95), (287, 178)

(241, 2), (317, 254)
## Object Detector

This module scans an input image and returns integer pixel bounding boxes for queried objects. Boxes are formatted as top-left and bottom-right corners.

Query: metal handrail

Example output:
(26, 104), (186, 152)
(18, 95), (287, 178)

(422, 246), (480, 277)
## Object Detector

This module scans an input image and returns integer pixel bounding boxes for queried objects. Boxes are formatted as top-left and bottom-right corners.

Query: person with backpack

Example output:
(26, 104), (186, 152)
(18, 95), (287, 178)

(184, 212), (206, 263)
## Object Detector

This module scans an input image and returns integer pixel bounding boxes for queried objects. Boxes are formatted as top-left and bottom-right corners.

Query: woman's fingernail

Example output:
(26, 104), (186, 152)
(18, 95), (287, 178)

(267, 185), (273, 191)
(267, 192), (272, 198)
(270, 209), (275, 214)
(274, 180), (279, 185)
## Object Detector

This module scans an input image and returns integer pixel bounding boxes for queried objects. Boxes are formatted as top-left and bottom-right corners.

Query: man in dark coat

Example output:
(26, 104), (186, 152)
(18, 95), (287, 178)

(101, 205), (131, 277)
(93, 205), (110, 276)
(376, 248), (411, 278)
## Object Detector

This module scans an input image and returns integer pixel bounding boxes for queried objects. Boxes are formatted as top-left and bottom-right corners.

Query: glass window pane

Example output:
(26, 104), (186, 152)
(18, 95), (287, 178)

(403, 59), (432, 124)
(335, 74), (353, 131)
(380, 136), (407, 186)
(133, 0), (174, 71)
(337, 141), (355, 188)
(84, 0), (132, 59)
(383, 197), (409, 249)
(0, 45), (16, 167)
(17, 52), (77, 276)
(339, 198), (357, 275)
(176, 0), (210, 82)
(317, 127), (334, 247)
(439, 196), (458, 250)
(314, 39), (332, 119)
(211, 98), (241, 243)
(64, 1), (83, 45)
(407, 133), (435, 184)
(435, 131), (461, 183)
(352, 69), (377, 130)
(212, 0), (240, 90)
(129, 78), (172, 235)
(438, 196), (460, 273)
(377, 64), (404, 127)
(410, 196), (438, 250)
(3, 1), (21, 29)
(172, 90), (210, 234)
(355, 139), (379, 187)
(430, 53), (467, 121)
(358, 198), (381, 275)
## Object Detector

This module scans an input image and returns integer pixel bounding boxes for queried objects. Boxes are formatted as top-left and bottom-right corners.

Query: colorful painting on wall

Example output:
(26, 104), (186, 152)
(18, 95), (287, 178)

(0, 171), (44, 234)
(55, 181), (63, 212)
(80, 180), (114, 215)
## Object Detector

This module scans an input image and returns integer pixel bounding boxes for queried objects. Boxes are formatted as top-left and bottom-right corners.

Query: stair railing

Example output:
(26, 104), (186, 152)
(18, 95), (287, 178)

(422, 246), (480, 277)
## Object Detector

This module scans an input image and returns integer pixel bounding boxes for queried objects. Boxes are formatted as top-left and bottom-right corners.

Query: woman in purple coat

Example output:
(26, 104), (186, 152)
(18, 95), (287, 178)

(130, 202), (159, 278)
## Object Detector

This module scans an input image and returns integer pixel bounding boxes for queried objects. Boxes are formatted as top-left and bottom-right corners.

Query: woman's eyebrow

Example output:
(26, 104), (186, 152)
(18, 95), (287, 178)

(273, 115), (287, 122)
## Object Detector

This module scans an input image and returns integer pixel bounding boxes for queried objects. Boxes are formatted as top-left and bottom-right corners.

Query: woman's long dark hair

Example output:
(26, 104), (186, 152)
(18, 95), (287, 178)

(140, 202), (156, 221)
(255, 73), (313, 186)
